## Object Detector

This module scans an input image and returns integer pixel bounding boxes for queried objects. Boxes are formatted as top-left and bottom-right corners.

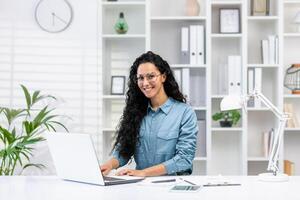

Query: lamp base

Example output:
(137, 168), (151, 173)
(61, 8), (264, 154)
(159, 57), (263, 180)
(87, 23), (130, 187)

(258, 173), (289, 182)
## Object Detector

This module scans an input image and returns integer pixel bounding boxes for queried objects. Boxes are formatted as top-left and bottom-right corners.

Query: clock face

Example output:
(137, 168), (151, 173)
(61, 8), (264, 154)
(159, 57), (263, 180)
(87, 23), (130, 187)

(35, 0), (73, 33)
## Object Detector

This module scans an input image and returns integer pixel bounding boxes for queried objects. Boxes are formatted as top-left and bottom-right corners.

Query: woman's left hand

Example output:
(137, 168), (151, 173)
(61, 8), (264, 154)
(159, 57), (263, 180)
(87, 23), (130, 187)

(116, 169), (146, 177)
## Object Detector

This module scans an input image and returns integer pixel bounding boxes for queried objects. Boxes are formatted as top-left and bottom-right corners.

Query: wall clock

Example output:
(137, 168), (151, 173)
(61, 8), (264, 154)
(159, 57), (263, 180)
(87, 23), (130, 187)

(35, 0), (73, 33)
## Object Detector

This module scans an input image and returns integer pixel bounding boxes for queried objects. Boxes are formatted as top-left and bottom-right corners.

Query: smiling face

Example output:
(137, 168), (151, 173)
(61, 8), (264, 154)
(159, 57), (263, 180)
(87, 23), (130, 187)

(136, 62), (166, 101)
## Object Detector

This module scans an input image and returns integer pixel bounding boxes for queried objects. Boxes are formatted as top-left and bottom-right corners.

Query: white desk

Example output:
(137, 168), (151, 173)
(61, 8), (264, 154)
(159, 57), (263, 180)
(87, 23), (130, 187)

(1, 176), (300, 200)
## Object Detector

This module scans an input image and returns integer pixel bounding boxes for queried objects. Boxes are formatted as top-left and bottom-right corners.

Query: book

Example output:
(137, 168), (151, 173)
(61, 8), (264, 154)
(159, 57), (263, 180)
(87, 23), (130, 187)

(268, 35), (276, 65)
(173, 69), (182, 91)
(284, 160), (295, 176)
(261, 40), (269, 64)
(182, 68), (190, 102)
(247, 68), (255, 107)
(254, 68), (262, 107)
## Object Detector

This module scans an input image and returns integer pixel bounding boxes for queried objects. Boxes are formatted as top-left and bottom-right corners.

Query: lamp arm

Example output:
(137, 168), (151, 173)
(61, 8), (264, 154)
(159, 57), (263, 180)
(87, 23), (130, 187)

(267, 118), (287, 175)
(249, 90), (284, 119)
(248, 89), (289, 176)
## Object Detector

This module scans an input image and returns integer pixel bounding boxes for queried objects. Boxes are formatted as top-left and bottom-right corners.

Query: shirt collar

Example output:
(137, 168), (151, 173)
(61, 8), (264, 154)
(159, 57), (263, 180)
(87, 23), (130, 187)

(147, 97), (174, 115)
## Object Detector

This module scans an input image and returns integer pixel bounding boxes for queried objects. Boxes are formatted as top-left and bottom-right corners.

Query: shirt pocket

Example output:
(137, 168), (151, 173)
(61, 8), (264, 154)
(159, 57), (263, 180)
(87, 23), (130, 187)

(156, 130), (179, 154)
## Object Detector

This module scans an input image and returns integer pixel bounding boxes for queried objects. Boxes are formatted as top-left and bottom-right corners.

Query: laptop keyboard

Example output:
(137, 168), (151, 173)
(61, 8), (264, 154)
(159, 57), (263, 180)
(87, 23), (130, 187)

(104, 176), (124, 181)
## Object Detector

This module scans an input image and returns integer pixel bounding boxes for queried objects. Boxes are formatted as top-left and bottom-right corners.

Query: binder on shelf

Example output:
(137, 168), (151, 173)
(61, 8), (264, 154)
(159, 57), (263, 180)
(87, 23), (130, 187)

(218, 63), (228, 95)
(275, 36), (279, 64)
(196, 25), (204, 65)
(181, 27), (189, 64)
(228, 55), (242, 95)
(261, 40), (269, 64)
(254, 68), (262, 107)
(173, 68), (182, 91)
(268, 35), (276, 65)
(247, 68), (255, 107)
(182, 68), (190, 102)
(196, 120), (206, 157)
(189, 25), (197, 65)
(190, 69), (206, 107)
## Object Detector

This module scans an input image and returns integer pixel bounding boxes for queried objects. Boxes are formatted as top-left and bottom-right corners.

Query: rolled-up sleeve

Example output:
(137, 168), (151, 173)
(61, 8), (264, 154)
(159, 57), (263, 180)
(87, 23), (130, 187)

(162, 107), (198, 174)
(112, 146), (130, 167)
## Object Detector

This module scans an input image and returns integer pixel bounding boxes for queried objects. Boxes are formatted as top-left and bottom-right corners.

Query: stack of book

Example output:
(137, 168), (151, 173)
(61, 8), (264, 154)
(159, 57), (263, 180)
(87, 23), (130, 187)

(261, 35), (279, 65)
(284, 103), (299, 128)
(262, 128), (274, 158)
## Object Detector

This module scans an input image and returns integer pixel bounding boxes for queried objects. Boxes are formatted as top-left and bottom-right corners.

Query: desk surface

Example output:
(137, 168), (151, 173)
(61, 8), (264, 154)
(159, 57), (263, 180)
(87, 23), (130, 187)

(1, 176), (300, 200)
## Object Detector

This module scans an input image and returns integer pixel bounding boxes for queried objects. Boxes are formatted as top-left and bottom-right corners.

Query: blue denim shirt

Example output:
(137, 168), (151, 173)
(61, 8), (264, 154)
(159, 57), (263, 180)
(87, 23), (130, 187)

(112, 97), (198, 175)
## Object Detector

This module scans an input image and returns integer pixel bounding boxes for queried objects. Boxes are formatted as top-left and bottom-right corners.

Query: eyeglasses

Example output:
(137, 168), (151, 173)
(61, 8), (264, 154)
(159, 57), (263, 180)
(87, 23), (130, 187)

(136, 73), (161, 84)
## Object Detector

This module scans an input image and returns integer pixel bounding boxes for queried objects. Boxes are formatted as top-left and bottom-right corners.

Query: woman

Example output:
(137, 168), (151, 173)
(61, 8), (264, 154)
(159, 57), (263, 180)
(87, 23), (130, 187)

(101, 51), (198, 177)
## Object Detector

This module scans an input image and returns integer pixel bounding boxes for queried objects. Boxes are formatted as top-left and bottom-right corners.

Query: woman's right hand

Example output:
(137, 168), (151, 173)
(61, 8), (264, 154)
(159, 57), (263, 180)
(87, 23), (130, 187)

(100, 163), (113, 176)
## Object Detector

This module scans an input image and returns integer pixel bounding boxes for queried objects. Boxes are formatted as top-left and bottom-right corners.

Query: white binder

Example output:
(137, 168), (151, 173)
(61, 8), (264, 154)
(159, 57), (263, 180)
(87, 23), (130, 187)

(181, 27), (189, 64)
(189, 25), (197, 65)
(196, 25), (204, 65)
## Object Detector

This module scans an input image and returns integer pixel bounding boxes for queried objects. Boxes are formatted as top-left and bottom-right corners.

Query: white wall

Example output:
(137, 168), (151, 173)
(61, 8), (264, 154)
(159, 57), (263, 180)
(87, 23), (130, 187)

(0, 0), (101, 174)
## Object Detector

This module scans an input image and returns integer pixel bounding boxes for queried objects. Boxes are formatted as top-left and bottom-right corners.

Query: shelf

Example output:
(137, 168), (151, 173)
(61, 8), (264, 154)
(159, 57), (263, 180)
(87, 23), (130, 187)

(284, 94), (300, 98)
(248, 157), (269, 161)
(211, 95), (225, 99)
(151, 16), (206, 21)
(170, 64), (206, 68)
(247, 16), (279, 21)
(102, 1), (146, 6)
(102, 34), (146, 39)
(102, 95), (126, 100)
(247, 107), (270, 111)
(285, 128), (300, 132)
(211, 1), (242, 5)
(283, 33), (300, 37)
(284, 0), (300, 4)
(192, 106), (206, 111)
(211, 33), (242, 38)
(211, 127), (243, 132)
(247, 64), (279, 68)
(102, 128), (116, 132)
(194, 157), (207, 161)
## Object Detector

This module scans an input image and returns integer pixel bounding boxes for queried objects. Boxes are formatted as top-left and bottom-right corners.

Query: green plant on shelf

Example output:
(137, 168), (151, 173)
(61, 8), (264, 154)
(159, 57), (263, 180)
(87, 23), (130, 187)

(0, 85), (68, 175)
(212, 109), (241, 127)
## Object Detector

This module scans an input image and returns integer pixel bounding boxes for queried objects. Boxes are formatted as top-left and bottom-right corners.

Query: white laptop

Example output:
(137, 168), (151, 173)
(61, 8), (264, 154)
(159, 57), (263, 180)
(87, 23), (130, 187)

(46, 132), (144, 186)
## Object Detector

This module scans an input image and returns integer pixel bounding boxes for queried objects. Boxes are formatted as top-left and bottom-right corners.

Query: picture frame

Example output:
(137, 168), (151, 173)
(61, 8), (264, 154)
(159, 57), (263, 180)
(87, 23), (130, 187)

(219, 8), (240, 34)
(111, 76), (125, 95)
(251, 0), (270, 16)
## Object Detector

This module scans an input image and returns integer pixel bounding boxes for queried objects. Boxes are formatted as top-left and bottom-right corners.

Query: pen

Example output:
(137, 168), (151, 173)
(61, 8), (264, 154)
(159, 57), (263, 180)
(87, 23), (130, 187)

(151, 178), (176, 183)
(203, 183), (241, 187)
(179, 178), (197, 185)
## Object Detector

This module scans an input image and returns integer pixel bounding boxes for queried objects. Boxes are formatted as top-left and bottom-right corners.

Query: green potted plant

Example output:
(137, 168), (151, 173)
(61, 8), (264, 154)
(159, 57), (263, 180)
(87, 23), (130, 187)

(0, 85), (68, 175)
(212, 109), (241, 127)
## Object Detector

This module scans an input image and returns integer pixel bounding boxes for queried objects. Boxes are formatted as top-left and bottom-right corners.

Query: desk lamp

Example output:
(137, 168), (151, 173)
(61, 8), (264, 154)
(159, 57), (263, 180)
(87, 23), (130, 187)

(220, 90), (289, 182)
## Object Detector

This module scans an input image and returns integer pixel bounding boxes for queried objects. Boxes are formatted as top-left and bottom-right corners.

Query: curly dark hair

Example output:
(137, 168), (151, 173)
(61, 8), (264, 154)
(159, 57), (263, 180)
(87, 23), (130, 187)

(113, 51), (186, 160)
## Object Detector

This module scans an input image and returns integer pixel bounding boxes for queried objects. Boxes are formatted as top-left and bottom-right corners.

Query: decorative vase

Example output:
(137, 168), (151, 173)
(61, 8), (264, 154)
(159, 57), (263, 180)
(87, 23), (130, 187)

(185, 0), (200, 16)
(220, 121), (233, 127)
(114, 12), (128, 34)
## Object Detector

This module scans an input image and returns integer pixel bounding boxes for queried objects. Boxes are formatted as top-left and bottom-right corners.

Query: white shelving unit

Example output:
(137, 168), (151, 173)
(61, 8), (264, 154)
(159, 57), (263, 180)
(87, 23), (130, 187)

(100, 0), (300, 175)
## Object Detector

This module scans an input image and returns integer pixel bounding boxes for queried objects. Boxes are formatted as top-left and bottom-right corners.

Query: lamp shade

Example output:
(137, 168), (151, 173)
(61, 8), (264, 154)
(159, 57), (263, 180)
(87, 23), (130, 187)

(220, 95), (242, 111)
